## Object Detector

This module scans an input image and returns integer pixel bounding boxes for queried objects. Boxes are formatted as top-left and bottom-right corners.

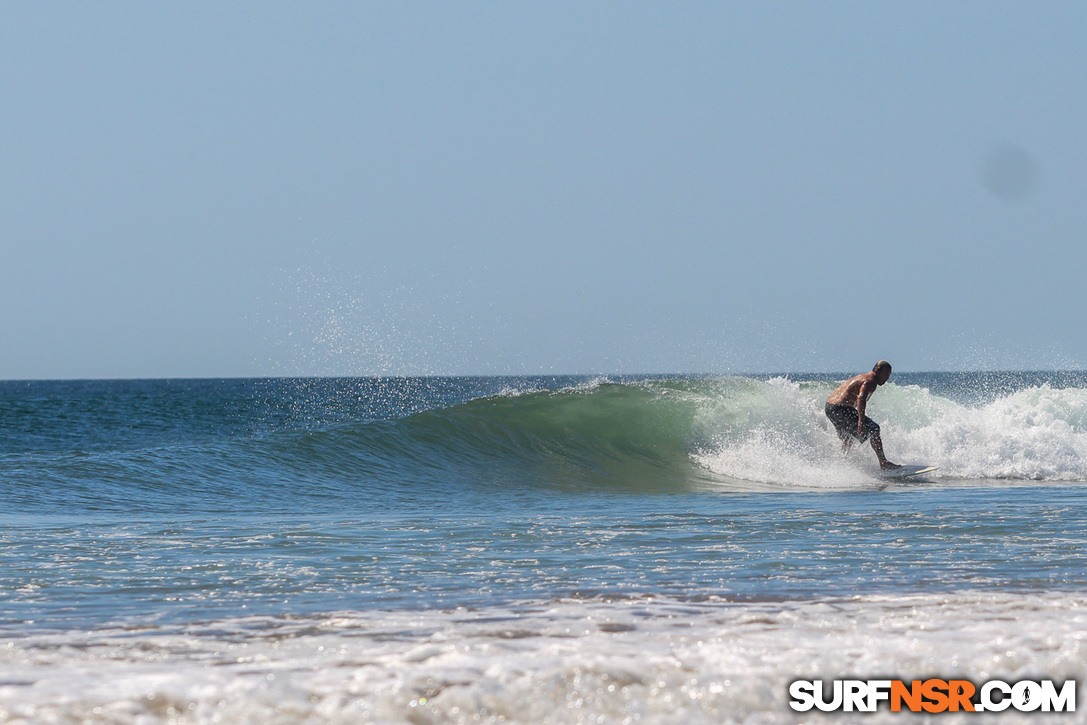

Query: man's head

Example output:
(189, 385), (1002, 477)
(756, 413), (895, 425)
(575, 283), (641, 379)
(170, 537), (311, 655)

(873, 360), (892, 384)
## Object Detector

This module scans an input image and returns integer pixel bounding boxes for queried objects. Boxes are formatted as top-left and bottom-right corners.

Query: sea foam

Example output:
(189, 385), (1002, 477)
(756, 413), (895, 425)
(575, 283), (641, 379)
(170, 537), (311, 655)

(2, 592), (1084, 724)
(693, 377), (1087, 486)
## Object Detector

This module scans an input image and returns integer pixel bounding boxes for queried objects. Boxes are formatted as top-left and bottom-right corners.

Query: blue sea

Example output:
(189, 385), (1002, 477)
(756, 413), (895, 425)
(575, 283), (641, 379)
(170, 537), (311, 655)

(3, 372), (1087, 723)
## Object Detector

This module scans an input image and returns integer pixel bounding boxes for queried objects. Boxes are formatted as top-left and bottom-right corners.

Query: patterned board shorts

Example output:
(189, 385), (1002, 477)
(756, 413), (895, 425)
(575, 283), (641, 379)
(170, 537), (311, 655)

(825, 402), (880, 443)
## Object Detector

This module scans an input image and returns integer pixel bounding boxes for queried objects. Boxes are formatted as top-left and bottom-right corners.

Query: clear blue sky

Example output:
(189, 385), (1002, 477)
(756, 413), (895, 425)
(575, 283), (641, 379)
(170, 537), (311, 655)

(2, 2), (1084, 378)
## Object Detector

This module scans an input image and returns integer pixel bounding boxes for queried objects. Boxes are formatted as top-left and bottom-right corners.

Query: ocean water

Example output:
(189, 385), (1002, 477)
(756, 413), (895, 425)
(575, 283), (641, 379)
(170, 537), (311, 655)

(3, 372), (1087, 723)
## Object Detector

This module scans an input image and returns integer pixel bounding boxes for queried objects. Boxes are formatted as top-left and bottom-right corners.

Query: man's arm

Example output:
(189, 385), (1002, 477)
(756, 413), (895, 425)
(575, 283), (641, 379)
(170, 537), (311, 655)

(855, 380), (873, 435)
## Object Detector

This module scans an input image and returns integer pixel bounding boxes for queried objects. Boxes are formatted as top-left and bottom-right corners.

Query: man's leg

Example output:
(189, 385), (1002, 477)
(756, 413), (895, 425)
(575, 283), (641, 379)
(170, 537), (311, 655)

(827, 405), (857, 453)
(863, 417), (898, 470)
(869, 431), (898, 470)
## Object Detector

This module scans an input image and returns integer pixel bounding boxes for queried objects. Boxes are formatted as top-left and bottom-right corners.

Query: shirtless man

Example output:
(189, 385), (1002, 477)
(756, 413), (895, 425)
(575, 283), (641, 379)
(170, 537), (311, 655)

(825, 361), (899, 470)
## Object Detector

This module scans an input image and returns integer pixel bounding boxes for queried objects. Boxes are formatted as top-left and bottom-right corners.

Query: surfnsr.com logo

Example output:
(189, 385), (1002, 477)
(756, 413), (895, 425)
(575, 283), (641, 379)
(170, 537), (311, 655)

(789, 679), (1076, 713)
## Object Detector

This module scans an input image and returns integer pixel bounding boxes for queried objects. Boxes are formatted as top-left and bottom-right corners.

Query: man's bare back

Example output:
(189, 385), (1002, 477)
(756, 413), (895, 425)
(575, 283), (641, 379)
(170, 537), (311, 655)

(826, 371), (879, 408)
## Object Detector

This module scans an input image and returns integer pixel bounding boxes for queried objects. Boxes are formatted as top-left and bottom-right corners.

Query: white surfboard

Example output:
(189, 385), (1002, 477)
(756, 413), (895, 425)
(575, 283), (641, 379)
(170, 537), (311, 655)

(880, 464), (938, 480)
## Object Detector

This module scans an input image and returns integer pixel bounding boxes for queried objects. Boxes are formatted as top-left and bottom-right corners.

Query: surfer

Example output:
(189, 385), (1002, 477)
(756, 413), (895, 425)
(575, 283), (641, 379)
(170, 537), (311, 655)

(825, 361), (900, 470)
